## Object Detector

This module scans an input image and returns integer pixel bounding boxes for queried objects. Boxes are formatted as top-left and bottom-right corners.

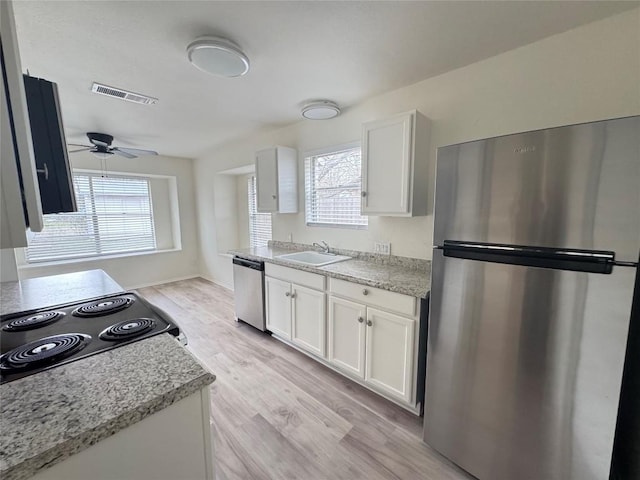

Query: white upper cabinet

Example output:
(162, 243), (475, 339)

(255, 146), (298, 213)
(0, 0), (43, 241)
(361, 111), (430, 216)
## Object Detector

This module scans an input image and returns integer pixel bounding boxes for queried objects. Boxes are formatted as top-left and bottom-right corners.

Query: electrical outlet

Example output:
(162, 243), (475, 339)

(374, 242), (391, 255)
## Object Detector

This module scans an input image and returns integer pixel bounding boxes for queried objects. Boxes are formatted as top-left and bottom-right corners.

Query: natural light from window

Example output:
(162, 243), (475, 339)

(248, 176), (272, 247)
(305, 145), (368, 228)
(26, 172), (157, 263)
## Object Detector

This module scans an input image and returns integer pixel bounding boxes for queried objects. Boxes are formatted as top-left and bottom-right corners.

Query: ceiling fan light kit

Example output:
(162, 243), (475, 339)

(301, 100), (341, 120)
(187, 36), (250, 77)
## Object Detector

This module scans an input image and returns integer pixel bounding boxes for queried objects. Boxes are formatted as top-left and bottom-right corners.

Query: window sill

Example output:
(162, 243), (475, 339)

(306, 222), (368, 230)
(18, 248), (183, 270)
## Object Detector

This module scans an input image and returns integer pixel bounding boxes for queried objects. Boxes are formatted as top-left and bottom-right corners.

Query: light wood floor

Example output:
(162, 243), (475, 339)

(138, 277), (473, 480)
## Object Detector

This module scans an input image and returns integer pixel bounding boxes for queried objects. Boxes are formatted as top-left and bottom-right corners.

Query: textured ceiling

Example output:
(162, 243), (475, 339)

(12, 1), (636, 159)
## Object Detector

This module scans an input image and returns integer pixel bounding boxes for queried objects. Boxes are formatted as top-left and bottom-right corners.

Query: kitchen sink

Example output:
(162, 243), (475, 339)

(276, 251), (351, 267)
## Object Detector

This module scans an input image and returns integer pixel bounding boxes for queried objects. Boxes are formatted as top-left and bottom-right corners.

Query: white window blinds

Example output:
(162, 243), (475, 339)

(26, 173), (156, 263)
(248, 176), (272, 247)
(305, 146), (368, 227)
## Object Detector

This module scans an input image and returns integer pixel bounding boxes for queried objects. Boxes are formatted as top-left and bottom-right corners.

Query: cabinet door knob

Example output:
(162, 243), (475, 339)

(366, 320), (373, 327)
(272, 194), (277, 199)
(290, 293), (296, 299)
(357, 316), (364, 323)
(285, 291), (290, 297)
(362, 289), (369, 296)
(361, 191), (367, 197)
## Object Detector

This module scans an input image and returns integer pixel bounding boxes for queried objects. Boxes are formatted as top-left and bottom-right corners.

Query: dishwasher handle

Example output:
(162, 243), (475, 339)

(233, 256), (265, 271)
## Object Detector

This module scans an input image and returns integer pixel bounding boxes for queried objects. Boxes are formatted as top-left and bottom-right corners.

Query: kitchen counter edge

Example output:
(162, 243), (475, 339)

(0, 335), (215, 480)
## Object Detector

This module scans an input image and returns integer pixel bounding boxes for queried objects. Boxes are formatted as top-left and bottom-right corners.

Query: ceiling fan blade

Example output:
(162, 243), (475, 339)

(68, 143), (92, 148)
(114, 147), (158, 156)
(112, 148), (137, 159)
(68, 147), (94, 153)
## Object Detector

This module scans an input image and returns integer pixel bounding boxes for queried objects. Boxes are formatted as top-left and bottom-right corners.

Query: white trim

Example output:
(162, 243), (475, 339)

(73, 167), (177, 181)
(198, 274), (234, 292)
(125, 274), (201, 290)
(303, 140), (360, 159)
(18, 248), (183, 269)
(270, 333), (421, 415)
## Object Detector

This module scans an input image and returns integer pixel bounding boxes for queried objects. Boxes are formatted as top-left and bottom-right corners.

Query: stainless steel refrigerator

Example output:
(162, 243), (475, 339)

(423, 116), (639, 480)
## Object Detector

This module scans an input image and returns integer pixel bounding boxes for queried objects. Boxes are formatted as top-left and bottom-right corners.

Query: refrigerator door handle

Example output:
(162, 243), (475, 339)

(441, 240), (618, 274)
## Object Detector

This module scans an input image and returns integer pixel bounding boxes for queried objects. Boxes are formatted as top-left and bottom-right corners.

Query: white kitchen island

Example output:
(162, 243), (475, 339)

(0, 270), (216, 480)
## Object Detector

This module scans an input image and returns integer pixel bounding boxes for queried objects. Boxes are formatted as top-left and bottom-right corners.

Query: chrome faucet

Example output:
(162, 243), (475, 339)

(312, 241), (330, 254)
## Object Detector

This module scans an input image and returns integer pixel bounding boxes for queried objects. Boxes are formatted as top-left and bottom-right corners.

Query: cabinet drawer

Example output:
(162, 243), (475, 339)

(265, 263), (325, 290)
(329, 278), (416, 317)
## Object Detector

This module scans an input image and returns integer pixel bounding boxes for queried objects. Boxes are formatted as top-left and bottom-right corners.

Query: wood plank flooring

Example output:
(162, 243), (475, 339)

(138, 277), (473, 480)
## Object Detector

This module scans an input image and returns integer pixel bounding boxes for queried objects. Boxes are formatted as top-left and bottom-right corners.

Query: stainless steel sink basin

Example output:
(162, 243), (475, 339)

(276, 251), (351, 267)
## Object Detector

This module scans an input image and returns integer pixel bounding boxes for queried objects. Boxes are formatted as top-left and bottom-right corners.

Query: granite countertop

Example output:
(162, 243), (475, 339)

(1, 269), (124, 315)
(230, 243), (431, 298)
(0, 270), (216, 480)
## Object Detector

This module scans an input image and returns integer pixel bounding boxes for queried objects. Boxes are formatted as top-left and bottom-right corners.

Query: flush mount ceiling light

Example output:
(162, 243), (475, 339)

(186, 36), (250, 77)
(301, 100), (341, 120)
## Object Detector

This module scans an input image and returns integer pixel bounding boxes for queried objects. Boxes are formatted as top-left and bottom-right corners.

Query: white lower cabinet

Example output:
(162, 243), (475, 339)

(31, 387), (214, 480)
(265, 264), (418, 408)
(291, 284), (326, 357)
(265, 276), (292, 339)
(328, 297), (416, 404)
(365, 308), (415, 404)
(328, 296), (366, 379)
(265, 272), (326, 357)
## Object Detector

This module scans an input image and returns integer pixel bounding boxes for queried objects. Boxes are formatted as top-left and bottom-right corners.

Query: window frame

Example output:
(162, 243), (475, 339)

(248, 175), (272, 248)
(25, 170), (158, 264)
(304, 142), (368, 229)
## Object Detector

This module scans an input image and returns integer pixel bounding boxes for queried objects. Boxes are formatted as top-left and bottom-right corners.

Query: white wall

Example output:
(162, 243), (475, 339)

(15, 152), (200, 289)
(194, 9), (640, 288)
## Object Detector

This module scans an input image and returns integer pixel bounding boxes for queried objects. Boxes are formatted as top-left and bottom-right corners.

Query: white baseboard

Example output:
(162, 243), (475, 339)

(126, 274), (201, 290)
(270, 334), (421, 416)
(198, 274), (234, 293)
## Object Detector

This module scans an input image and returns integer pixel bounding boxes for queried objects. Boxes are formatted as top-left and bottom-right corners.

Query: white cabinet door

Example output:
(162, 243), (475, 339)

(0, 0), (43, 232)
(255, 148), (278, 212)
(362, 112), (413, 215)
(327, 296), (366, 379)
(265, 276), (291, 339)
(291, 285), (326, 358)
(365, 307), (415, 403)
(254, 146), (298, 213)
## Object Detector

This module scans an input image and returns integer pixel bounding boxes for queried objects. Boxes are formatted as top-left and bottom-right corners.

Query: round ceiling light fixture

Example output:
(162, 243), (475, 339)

(187, 36), (250, 77)
(301, 100), (341, 120)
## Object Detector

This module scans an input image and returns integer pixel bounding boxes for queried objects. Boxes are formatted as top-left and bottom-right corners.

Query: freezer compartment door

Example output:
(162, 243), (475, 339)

(433, 116), (640, 262)
(424, 249), (636, 480)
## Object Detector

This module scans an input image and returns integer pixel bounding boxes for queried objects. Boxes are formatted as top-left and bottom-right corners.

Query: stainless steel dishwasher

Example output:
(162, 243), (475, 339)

(232, 256), (266, 331)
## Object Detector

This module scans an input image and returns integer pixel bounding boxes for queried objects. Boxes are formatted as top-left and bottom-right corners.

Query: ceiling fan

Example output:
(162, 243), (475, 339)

(68, 132), (158, 159)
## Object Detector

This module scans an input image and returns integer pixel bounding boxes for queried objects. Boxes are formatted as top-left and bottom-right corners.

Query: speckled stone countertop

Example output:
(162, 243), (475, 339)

(230, 242), (431, 298)
(0, 334), (215, 480)
(0, 269), (124, 315)
(0, 270), (215, 480)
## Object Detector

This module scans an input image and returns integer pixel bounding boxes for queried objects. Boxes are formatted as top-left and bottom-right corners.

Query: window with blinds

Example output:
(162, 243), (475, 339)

(248, 176), (272, 247)
(26, 173), (156, 263)
(305, 145), (368, 228)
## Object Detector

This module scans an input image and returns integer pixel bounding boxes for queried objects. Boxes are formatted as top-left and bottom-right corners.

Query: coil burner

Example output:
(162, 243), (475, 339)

(0, 334), (91, 371)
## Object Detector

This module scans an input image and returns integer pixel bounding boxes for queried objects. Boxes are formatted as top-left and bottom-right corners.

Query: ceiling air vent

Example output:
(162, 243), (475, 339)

(91, 83), (158, 105)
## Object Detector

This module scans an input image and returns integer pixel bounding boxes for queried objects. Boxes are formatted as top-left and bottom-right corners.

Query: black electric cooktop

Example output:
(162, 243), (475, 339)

(0, 292), (181, 384)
